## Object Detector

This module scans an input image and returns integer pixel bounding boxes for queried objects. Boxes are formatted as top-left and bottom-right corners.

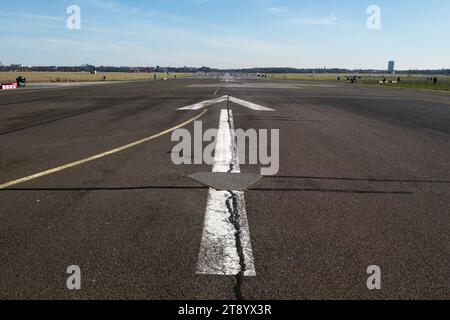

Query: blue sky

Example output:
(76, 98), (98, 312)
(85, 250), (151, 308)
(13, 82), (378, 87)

(0, 0), (449, 69)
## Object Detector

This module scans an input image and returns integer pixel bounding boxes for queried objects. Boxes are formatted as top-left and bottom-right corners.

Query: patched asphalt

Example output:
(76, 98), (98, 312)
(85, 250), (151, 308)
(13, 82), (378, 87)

(0, 76), (449, 299)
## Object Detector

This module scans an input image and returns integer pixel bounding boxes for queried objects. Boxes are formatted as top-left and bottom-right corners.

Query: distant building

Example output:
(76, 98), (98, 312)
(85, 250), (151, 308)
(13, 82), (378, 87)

(388, 61), (395, 74)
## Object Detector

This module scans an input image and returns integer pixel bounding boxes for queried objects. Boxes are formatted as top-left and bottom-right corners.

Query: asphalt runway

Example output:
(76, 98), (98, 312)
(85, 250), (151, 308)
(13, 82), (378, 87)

(0, 75), (449, 299)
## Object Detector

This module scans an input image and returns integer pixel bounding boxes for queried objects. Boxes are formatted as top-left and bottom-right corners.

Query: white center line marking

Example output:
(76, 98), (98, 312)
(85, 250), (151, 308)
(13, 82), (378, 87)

(196, 109), (256, 276)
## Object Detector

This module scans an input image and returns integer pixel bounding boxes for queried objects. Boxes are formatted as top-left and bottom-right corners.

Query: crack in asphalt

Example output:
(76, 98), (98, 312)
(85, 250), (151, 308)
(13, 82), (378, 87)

(226, 191), (246, 301)
(224, 99), (246, 300)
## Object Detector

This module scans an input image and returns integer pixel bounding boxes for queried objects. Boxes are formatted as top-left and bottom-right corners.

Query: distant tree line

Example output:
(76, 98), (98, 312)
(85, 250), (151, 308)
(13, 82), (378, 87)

(219, 68), (352, 74)
(216, 68), (450, 75)
(0, 64), (449, 75)
(0, 64), (209, 73)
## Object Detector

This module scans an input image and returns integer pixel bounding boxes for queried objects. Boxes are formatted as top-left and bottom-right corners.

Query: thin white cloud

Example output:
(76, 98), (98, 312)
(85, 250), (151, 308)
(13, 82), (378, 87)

(86, 0), (139, 14)
(265, 7), (288, 15)
(84, 0), (180, 20)
(286, 16), (337, 26)
(0, 12), (65, 22)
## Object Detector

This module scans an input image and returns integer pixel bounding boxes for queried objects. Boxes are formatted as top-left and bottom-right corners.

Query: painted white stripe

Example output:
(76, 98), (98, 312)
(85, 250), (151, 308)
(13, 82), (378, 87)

(228, 96), (274, 111)
(212, 109), (238, 173)
(178, 96), (228, 110)
(196, 109), (256, 276)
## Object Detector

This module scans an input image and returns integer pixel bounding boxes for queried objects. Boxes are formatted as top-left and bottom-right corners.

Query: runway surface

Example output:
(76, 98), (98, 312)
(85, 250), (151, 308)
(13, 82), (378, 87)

(0, 75), (449, 299)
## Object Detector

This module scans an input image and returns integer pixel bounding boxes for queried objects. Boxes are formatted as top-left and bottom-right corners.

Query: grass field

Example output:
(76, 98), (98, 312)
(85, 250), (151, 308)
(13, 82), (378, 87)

(0, 72), (192, 83)
(269, 73), (450, 92)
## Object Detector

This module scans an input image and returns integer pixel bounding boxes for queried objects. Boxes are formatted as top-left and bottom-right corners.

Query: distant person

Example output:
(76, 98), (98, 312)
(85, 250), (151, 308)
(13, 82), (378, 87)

(433, 77), (438, 84)
(337, 77), (340, 81)
(397, 77), (401, 83)
(103, 75), (106, 81)
(16, 76), (25, 87)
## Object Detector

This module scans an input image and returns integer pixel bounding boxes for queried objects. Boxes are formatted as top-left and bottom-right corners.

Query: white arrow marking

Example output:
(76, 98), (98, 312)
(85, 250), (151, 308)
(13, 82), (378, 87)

(196, 109), (256, 276)
(228, 96), (274, 111)
(178, 96), (228, 110)
(178, 95), (274, 111)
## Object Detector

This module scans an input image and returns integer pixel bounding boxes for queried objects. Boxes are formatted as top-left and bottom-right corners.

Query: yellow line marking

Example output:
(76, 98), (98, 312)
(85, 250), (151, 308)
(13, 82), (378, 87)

(0, 109), (208, 189)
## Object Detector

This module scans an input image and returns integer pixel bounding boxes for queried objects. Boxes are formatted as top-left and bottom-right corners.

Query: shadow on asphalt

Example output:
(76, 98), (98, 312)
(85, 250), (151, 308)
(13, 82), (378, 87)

(0, 185), (412, 195)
